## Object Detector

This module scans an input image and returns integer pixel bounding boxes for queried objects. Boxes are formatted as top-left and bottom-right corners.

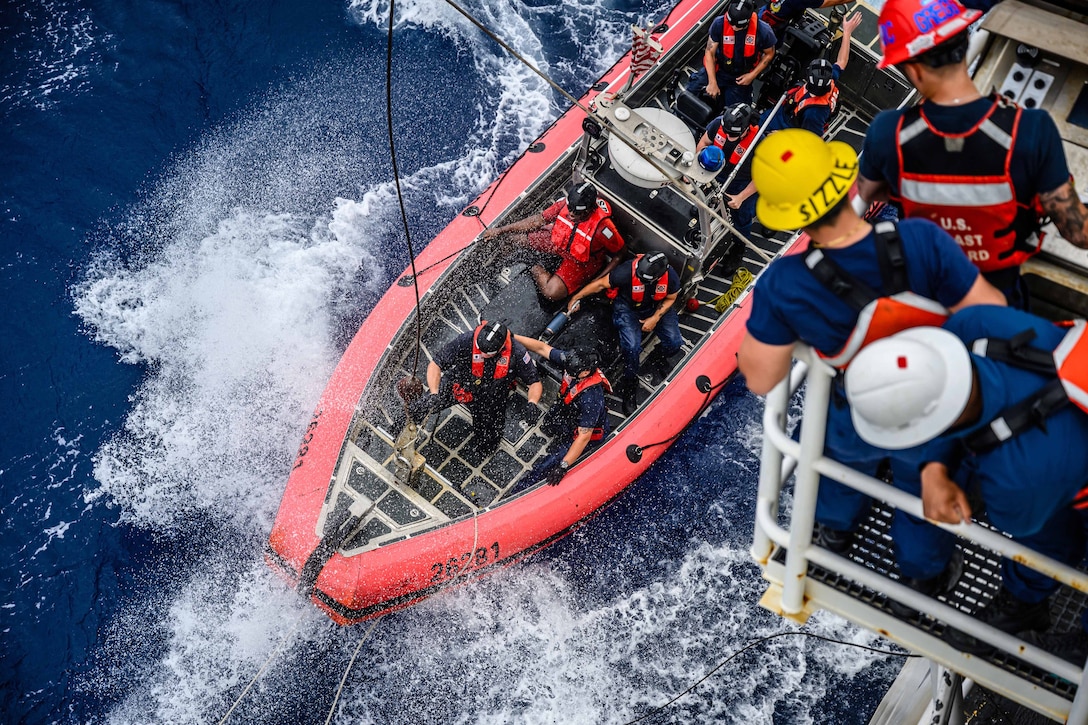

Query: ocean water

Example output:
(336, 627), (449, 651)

(2, 0), (903, 722)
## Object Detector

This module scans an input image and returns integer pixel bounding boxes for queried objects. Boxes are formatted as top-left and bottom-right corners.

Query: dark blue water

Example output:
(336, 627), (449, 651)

(2, 1), (901, 722)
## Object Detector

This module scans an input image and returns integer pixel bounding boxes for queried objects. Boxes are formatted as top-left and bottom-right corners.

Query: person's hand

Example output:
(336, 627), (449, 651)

(481, 227), (500, 240)
(641, 316), (659, 333)
(725, 194), (743, 210)
(545, 463), (568, 486)
(920, 463), (973, 524)
(843, 11), (863, 35)
(568, 299), (582, 315)
(706, 79), (721, 98)
(736, 71), (757, 86)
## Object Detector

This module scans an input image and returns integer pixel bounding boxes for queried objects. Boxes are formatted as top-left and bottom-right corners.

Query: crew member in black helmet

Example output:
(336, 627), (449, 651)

(482, 182), (626, 301)
(424, 321), (542, 454)
(696, 102), (761, 242)
(685, 0), (776, 110)
(566, 251), (682, 413)
(515, 336), (611, 486)
(763, 13), (860, 136)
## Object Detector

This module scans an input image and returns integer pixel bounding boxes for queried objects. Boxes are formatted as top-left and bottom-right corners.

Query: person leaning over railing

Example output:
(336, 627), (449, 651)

(844, 307), (1088, 664)
(736, 129), (1005, 611)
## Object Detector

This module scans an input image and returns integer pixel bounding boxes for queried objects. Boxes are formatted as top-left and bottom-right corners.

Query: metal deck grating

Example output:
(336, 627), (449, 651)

(778, 502), (1087, 701)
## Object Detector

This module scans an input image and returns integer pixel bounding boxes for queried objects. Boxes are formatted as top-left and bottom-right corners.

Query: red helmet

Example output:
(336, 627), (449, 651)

(876, 0), (981, 69)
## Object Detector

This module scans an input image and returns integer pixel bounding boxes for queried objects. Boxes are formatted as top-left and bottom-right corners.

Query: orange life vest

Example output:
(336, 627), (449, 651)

(893, 94), (1044, 274)
(713, 123), (760, 167)
(718, 14), (758, 71)
(558, 369), (612, 441)
(785, 82), (839, 133)
(805, 221), (950, 369)
(470, 324), (511, 380)
(629, 255), (669, 303)
(965, 321), (1088, 459)
(550, 199), (614, 263)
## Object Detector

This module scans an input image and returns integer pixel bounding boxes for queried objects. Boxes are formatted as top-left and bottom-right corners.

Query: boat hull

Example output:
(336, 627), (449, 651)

(266, 0), (763, 624)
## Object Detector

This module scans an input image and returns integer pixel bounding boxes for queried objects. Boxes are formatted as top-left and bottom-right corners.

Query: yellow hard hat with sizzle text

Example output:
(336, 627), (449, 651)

(752, 129), (859, 231)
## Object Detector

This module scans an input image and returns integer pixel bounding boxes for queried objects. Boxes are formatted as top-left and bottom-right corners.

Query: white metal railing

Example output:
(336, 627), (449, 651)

(751, 344), (1088, 723)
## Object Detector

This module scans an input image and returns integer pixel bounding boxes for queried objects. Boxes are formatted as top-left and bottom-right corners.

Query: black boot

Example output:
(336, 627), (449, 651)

(887, 549), (963, 620)
(943, 587), (1051, 655)
(615, 376), (638, 415)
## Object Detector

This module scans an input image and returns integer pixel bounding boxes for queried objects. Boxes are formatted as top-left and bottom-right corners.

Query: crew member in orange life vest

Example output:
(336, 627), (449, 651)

(762, 13), (860, 137)
(737, 129), (1005, 594)
(695, 102), (761, 240)
(684, 0), (776, 110)
(481, 183), (626, 301)
(565, 252), (682, 413)
(425, 321), (542, 454)
(514, 336), (611, 487)
(858, 0), (1088, 309)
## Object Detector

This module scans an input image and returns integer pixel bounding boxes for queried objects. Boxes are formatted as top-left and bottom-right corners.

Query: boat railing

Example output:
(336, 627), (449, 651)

(751, 344), (1088, 723)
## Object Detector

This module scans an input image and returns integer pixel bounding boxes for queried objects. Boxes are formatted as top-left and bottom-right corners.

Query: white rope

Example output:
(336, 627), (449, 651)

(217, 613), (306, 724)
(324, 617), (384, 725)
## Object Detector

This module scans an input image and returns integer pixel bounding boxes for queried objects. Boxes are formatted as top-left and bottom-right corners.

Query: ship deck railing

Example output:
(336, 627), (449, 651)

(752, 344), (1088, 724)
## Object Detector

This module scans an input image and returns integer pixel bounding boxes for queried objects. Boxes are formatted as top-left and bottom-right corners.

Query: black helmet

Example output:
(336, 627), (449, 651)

(476, 321), (509, 355)
(635, 252), (669, 282)
(726, 0), (755, 29)
(721, 103), (754, 136)
(567, 182), (598, 215)
(805, 59), (835, 96)
(563, 348), (599, 376)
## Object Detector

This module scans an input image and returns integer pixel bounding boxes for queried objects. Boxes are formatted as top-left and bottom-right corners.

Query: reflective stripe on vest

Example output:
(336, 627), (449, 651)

(629, 256), (669, 303)
(893, 95), (1042, 273)
(470, 325), (511, 380)
(718, 14), (757, 70)
(804, 221), (950, 369)
(713, 124), (760, 167)
(558, 369), (612, 441)
(550, 199), (613, 263)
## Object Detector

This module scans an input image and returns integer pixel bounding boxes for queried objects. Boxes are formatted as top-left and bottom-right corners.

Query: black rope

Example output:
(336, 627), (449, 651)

(622, 630), (920, 724)
(627, 374), (731, 462)
(386, 0), (423, 376)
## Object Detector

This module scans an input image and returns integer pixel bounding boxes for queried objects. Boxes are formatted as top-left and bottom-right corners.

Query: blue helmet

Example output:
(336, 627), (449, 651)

(698, 146), (725, 172)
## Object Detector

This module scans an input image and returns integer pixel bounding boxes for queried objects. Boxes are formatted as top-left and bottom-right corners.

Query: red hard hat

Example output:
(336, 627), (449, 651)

(876, 0), (981, 69)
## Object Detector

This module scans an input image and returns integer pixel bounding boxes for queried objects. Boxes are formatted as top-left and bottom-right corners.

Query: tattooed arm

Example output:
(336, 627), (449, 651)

(1040, 180), (1088, 249)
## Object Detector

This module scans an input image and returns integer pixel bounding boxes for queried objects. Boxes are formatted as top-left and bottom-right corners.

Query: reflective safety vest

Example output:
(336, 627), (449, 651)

(558, 369), (612, 441)
(629, 256), (669, 303)
(785, 82), (839, 134)
(804, 221), (950, 368)
(717, 14), (758, 72)
(550, 199), (614, 263)
(893, 94), (1043, 274)
(713, 123), (760, 167)
(964, 321), (1088, 459)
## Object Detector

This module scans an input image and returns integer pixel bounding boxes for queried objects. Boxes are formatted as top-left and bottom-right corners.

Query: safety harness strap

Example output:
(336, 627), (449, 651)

(963, 380), (1070, 454)
(804, 221), (906, 311)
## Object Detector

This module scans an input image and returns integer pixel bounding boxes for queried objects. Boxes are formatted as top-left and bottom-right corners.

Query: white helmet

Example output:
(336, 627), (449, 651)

(844, 327), (973, 450)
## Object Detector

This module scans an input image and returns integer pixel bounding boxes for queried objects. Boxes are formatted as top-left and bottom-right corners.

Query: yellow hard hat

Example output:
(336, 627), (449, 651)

(752, 129), (859, 231)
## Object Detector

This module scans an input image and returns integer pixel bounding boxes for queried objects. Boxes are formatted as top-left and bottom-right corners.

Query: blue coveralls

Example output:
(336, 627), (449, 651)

(746, 218), (981, 579)
(935, 307), (1088, 614)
